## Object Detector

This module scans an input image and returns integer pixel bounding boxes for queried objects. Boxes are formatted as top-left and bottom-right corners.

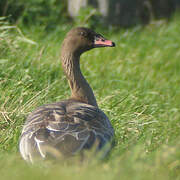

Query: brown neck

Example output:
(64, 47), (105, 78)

(61, 52), (98, 107)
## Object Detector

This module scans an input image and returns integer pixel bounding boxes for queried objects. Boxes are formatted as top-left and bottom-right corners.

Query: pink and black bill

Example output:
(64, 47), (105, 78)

(94, 34), (115, 48)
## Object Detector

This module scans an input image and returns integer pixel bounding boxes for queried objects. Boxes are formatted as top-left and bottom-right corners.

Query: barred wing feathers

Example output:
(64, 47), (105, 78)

(19, 100), (114, 162)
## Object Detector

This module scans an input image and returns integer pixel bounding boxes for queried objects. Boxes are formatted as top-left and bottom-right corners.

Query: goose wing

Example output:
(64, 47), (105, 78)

(19, 100), (114, 162)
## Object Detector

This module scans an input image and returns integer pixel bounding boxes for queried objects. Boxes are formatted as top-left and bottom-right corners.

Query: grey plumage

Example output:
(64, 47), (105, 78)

(19, 99), (114, 162)
(19, 27), (115, 162)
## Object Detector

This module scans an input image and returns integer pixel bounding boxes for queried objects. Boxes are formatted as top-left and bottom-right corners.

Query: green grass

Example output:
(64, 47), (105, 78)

(1, 15), (180, 180)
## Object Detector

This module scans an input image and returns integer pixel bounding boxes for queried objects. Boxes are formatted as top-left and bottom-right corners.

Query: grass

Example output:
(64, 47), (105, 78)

(1, 15), (180, 179)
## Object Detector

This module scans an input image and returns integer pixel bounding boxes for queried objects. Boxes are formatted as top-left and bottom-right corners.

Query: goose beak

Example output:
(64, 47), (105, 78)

(94, 35), (115, 48)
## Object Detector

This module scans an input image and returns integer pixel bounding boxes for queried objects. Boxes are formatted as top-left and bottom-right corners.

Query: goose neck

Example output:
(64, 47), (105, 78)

(61, 52), (98, 107)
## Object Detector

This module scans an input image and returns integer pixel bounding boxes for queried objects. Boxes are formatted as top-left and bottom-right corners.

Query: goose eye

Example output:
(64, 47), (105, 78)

(79, 31), (87, 37)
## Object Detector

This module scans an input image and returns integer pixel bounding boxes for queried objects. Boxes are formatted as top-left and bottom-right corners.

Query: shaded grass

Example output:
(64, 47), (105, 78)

(1, 15), (180, 179)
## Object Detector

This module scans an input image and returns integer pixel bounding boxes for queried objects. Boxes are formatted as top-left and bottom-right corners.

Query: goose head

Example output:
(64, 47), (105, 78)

(61, 27), (115, 56)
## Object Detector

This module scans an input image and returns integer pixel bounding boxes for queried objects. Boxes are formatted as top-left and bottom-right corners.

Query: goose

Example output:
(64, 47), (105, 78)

(19, 27), (115, 162)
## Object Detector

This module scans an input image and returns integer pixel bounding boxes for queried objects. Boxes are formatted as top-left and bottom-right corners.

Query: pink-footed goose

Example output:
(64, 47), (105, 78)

(19, 27), (115, 162)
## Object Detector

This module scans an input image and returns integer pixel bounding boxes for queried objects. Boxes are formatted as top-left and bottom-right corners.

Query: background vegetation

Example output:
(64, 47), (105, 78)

(0, 1), (180, 180)
(0, 0), (180, 28)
